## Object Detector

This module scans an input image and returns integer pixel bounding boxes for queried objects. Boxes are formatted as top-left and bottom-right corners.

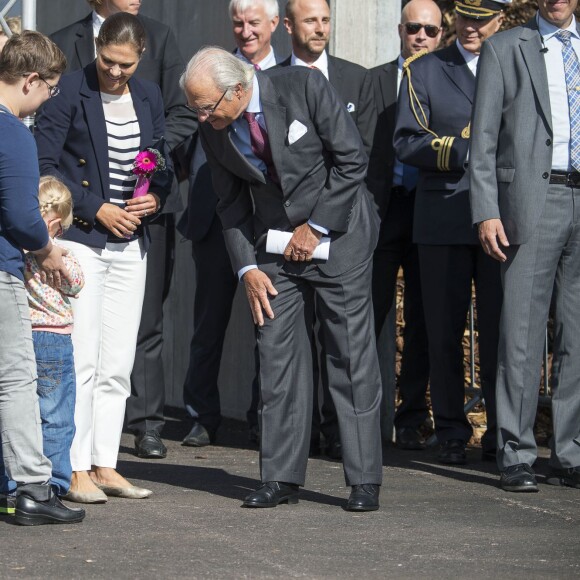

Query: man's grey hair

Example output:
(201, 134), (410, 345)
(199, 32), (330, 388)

(180, 46), (255, 100)
(229, 0), (279, 21)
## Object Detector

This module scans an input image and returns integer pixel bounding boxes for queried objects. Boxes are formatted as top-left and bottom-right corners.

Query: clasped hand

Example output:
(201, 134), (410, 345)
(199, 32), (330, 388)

(283, 223), (322, 262)
(96, 194), (160, 239)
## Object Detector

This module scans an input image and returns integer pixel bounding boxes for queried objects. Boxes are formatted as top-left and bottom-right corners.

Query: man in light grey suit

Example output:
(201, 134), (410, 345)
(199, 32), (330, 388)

(470, 0), (580, 492)
(181, 47), (383, 511)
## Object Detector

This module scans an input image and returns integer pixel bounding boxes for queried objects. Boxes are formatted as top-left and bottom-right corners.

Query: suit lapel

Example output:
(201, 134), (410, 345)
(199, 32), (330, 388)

(442, 45), (475, 103)
(378, 61), (398, 111)
(519, 23), (552, 131)
(75, 15), (95, 69)
(80, 64), (109, 195)
(257, 74), (287, 188)
(327, 55), (342, 92)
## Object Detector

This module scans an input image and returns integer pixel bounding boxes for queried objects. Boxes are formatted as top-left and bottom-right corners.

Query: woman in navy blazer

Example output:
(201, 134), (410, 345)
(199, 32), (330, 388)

(35, 13), (171, 504)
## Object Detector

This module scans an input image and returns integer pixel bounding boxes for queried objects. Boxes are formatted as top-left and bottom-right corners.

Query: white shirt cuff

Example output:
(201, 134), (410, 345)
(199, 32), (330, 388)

(307, 220), (329, 235)
(238, 265), (258, 280)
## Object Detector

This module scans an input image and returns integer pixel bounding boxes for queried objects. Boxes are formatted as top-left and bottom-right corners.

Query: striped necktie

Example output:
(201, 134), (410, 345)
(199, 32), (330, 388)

(243, 112), (279, 184)
(556, 30), (580, 172)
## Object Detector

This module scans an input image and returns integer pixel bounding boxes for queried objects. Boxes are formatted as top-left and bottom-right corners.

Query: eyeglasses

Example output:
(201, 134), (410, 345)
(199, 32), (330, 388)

(22, 73), (60, 98)
(404, 22), (441, 38)
(186, 89), (228, 117)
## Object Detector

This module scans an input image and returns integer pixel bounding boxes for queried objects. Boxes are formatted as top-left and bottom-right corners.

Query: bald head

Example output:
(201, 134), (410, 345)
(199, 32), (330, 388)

(399, 0), (442, 59)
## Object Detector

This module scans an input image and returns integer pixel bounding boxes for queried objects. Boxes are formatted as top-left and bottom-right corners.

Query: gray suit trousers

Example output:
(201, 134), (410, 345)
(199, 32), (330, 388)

(0, 273), (52, 486)
(257, 257), (383, 487)
(498, 182), (580, 470)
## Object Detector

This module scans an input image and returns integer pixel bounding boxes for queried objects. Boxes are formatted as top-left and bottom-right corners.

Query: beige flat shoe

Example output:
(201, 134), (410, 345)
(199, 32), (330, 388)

(62, 489), (108, 504)
(94, 482), (152, 499)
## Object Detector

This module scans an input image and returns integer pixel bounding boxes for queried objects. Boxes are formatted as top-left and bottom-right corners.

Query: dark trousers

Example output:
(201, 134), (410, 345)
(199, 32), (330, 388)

(418, 244), (501, 450)
(127, 216), (173, 435)
(182, 216), (260, 432)
(372, 190), (429, 430)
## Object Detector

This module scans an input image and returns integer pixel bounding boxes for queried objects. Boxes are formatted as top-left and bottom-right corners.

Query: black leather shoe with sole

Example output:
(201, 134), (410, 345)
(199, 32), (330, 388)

(500, 463), (539, 492)
(545, 466), (580, 489)
(438, 439), (467, 465)
(182, 421), (215, 447)
(15, 492), (86, 526)
(396, 427), (426, 450)
(135, 430), (167, 459)
(346, 484), (380, 512)
(242, 482), (299, 508)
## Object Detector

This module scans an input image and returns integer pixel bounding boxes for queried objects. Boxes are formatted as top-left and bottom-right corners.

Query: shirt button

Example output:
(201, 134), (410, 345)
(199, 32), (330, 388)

(542, 172), (549, 179)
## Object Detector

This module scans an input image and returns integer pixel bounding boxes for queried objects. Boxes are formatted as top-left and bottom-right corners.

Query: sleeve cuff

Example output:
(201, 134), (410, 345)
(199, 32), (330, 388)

(238, 264), (258, 281)
(307, 220), (329, 235)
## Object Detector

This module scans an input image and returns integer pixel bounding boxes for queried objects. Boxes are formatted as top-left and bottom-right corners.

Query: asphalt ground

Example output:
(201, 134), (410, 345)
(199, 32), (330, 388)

(0, 411), (578, 579)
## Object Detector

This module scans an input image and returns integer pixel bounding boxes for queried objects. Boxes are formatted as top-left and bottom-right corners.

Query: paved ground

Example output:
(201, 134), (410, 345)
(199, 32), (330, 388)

(0, 411), (578, 579)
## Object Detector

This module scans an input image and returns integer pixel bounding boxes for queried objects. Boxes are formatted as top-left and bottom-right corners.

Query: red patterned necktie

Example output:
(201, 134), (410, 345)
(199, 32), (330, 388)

(243, 111), (279, 184)
(254, 63), (261, 71)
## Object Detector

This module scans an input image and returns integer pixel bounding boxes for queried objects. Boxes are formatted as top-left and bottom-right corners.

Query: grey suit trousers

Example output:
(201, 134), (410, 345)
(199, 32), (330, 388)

(498, 182), (580, 470)
(257, 257), (383, 487)
(0, 273), (52, 486)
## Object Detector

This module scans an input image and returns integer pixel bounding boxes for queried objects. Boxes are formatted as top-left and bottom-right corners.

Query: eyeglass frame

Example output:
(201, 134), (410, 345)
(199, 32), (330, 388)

(403, 22), (441, 38)
(186, 88), (228, 117)
(22, 73), (60, 98)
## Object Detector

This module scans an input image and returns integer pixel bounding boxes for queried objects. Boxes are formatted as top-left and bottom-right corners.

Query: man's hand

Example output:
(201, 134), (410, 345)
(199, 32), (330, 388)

(243, 269), (278, 326)
(33, 243), (71, 289)
(283, 223), (322, 262)
(96, 203), (141, 238)
(478, 218), (509, 262)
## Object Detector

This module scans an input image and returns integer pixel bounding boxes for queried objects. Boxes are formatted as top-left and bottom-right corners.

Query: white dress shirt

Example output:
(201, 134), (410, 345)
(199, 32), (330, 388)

(456, 39), (479, 77)
(235, 46), (277, 71)
(290, 50), (329, 80)
(92, 11), (105, 56)
(539, 13), (580, 171)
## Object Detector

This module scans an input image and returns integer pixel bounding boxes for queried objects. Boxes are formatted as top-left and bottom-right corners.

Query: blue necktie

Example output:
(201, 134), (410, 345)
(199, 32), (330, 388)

(556, 30), (580, 172)
(402, 163), (418, 192)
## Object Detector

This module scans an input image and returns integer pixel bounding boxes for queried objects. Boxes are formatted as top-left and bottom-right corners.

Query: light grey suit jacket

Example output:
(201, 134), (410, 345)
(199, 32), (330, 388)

(199, 66), (379, 280)
(469, 16), (579, 244)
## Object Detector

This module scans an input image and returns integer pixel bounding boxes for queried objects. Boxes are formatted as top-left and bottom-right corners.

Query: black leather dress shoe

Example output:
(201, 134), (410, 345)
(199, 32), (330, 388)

(242, 482), (299, 508)
(500, 463), (539, 492)
(396, 427), (426, 450)
(182, 421), (215, 447)
(325, 435), (343, 460)
(15, 492), (86, 526)
(135, 430), (167, 459)
(438, 439), (467, 465)
(546, 466), (580, 489)
(346, 484), (380, 512)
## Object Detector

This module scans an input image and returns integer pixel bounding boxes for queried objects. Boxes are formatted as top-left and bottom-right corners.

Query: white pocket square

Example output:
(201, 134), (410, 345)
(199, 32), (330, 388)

(346, 102), (356, 113)
(288, 120), (307, 145)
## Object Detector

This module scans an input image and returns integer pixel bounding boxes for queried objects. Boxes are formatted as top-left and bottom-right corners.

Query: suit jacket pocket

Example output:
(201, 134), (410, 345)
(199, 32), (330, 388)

(496, 167), (515, 183)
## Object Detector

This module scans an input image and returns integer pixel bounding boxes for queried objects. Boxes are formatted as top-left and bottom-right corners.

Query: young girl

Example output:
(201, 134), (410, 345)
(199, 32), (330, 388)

(24, 175), (85, 499)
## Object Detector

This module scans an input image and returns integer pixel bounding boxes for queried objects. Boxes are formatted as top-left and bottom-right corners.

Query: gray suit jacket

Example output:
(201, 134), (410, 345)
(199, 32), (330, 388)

(200, 67), (379, 279)
(469, 16), (579, 244)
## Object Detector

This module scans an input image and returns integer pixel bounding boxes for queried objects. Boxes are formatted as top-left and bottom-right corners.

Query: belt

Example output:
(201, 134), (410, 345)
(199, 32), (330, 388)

(550, 171), (580, 186)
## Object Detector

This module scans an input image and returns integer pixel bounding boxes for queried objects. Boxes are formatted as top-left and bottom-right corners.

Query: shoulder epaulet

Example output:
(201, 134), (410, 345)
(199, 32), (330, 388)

(402, 49), (429, 72)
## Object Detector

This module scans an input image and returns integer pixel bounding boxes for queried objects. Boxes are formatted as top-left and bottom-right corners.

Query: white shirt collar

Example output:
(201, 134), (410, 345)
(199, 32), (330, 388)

(290, 50), (329, 80)
(245, 74), (262, 114)
(538, 11), (579, 42)
(92, 10), (105, 36)
(235, 46), (277, 71)
(455, 39), (478, 65)
(397, 54), (405, 71)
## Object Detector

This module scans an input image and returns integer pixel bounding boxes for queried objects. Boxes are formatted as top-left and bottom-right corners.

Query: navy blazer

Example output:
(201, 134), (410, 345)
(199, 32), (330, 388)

(35, 62), (172, 250)
(394, 44), (476, 245)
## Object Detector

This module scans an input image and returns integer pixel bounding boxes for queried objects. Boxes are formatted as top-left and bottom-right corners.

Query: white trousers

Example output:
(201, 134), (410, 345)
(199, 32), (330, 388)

(59, 239), (147, 471)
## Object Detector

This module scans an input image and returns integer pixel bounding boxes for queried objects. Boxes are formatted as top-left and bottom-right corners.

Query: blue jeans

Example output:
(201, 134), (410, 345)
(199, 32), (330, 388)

(0, 332), (76, 496)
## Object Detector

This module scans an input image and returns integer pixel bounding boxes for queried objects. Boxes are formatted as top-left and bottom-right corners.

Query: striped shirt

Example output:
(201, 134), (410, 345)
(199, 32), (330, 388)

(101, 91), (141, 242)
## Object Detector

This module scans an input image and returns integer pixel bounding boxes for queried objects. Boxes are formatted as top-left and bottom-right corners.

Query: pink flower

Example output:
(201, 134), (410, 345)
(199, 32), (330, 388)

(133, 150), (157, 176)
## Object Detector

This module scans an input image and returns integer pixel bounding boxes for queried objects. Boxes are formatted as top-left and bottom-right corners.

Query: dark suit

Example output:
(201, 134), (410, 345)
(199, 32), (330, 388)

(178, 51), (282, 435)
(367, 58), (429, 432)
(394, 44), (501, 450)
(50, 12), (197, 436)
(278, 52), (377, 450)
(201, 67), (383, 486)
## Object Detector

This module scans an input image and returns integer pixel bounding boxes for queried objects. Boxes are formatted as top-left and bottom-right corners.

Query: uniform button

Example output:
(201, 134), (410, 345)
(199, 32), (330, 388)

(542, 172), (549, 179)
(82, 180), (89, 187)
(546, 139), (551, 146)
(284, 200), (291, 207)
(79, 158), (86, 165)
